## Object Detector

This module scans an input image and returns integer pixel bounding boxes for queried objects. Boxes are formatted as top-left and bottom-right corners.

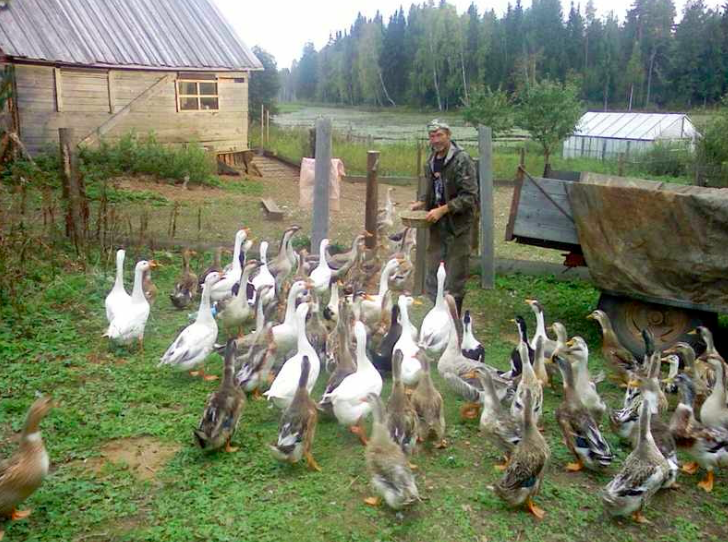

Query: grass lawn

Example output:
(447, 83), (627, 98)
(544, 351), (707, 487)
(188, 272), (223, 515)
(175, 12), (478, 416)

(1, 249), (727, 542)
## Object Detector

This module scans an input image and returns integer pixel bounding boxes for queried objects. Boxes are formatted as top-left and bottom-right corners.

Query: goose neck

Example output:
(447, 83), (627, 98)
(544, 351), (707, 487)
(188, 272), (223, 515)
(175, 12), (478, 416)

(231, 235), (245, 272)
(131, 266), (146, 302)
(115, 251), (125, 288)
(197, 282), (215, 324)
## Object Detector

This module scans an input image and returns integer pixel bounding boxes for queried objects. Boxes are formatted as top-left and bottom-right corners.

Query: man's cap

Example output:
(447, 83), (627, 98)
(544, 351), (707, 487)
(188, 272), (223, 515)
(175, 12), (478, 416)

(427, 119), (451, 133)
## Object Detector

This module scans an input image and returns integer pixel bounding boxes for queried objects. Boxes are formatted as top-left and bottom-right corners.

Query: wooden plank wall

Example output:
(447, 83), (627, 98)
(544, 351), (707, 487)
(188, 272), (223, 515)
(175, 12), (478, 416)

(13, 64), (249, 154)
(512, 176), (580, 246)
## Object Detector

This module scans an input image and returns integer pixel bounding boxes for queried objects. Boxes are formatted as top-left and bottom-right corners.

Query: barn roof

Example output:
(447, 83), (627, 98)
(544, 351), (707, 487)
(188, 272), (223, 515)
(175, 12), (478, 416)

(572, 112), (699, 141)
(0, 0), (262, 71)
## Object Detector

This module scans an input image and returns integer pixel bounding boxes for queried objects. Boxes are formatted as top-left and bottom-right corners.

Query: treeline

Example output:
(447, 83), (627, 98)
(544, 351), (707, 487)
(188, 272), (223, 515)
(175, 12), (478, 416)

(279, 0), (728, 110)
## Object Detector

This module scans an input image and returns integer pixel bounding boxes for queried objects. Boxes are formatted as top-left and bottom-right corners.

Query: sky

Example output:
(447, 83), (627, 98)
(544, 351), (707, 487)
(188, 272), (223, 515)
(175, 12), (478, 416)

(214, 0), (726, 70)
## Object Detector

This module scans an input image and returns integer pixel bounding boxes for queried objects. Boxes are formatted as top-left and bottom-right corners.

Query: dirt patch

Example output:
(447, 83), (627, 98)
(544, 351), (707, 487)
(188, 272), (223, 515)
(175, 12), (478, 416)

(86, 436), (180, 481)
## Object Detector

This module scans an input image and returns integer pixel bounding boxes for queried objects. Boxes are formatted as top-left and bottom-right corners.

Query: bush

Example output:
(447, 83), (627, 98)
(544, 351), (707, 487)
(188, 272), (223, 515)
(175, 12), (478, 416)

(635, 142), (692, 178)
(79, 132), (217, 185)
(696, 95), (728, 173)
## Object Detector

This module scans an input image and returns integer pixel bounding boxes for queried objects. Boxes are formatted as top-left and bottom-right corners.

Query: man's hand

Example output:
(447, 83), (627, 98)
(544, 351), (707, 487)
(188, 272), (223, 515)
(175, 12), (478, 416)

(410, 201), (426, 211)
(425, 205), (449, 223)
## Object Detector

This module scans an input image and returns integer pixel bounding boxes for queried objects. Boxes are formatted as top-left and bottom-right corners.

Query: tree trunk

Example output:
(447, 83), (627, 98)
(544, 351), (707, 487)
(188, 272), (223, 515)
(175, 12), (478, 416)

(429, 40), (443, 111)
(628, 84), (634, 112)
(645, 49), (656, 108)
(460, 48), (469, 106)
(378, 69), (396, 107)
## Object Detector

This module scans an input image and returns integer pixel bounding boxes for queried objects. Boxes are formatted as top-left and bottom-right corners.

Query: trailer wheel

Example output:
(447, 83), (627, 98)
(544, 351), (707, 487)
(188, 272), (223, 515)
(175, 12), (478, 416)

(596, 293), (715, 357)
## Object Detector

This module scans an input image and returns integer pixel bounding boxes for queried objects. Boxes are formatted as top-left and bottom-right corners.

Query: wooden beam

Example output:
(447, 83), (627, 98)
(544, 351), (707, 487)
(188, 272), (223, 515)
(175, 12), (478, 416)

(479, 126), (495, 289)
(59, 127), (84, 251)
(107, 70), (116, 114)
(53, 67), (63, 112)
(365, 151), (380, 249)
(311, 117), (332, 254)
(78, 74), (171, 147)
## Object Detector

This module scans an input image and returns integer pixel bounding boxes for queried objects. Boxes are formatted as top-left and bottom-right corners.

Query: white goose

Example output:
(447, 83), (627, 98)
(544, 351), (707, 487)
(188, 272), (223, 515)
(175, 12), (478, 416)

(310, 239), (333, 296)
(323, 281), (340, 332)
(526, 299), (558, 358)
(104, 259), (155, 350)
(210, 228), (249, 302)
(251, 241), (276, 307)
(322, 320), (383, 443)
(271, 280), (311, 363)
(419, 262), (452, 357)
(105, 249), (130, 324)
(265, 302), (321, 409)
(216, 260), (258, 337)
(394, 295), (422, 387)
(159, 272), (222, 380)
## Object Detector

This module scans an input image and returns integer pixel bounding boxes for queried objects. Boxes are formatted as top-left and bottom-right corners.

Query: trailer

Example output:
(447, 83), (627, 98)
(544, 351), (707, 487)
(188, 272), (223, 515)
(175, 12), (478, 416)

(506, 168), (726, 355)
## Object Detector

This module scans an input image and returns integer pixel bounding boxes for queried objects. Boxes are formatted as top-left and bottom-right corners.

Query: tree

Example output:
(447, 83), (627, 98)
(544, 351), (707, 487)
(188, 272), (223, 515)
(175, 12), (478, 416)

(696, 94), (728, 183)
(516, 79), (583, 172)
(296, 42), (318, 101)
(461, 86), (514, 136)
(624, 41), (644, 110)
(249, 46), (280, 122)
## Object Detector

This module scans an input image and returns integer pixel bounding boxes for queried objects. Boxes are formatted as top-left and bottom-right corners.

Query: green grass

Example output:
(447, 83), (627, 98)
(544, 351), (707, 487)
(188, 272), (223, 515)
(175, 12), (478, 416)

(1, 249), (727, 541)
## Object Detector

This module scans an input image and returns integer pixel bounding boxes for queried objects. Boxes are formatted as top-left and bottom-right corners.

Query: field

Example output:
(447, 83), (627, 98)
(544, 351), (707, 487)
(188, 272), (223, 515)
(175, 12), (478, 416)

(2, 251), (728, 542)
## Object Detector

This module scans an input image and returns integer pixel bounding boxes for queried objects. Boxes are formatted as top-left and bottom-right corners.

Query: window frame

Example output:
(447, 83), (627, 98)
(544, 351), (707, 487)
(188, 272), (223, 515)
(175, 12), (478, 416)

(176, 78), (220, 112)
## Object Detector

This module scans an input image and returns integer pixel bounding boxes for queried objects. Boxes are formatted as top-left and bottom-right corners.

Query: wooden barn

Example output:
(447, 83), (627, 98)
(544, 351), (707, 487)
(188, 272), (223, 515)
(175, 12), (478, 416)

(0, 0), (262, 158)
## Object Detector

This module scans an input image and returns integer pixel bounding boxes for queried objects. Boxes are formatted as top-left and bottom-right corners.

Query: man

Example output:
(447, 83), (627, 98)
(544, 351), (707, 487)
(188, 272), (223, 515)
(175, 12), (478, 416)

(411, 120), (477, 314)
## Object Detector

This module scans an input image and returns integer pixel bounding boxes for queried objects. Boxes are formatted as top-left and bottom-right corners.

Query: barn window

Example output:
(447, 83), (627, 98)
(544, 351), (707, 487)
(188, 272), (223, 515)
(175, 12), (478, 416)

(177, 80), (219, 111)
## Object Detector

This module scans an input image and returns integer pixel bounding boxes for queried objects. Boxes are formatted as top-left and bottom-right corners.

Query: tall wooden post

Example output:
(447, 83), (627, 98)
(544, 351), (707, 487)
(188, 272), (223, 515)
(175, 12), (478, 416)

(266, 109), (271, 147)
(478, 126), (495, 289)
(413, 142), (427, 296)
(618, 152), (625, 177)
(59, 127), (84, 252)
(365, 151), (380, 250)
(260, 104), (265, 148)
(311, 117), (332, 254)
(308, 127), (316, 158)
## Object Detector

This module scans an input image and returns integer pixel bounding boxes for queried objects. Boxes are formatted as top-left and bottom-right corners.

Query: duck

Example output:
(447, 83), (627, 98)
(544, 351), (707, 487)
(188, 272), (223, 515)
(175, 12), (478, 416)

(439, 295), (513, 419)
(318, 305), (357, 417)
(693, 326), (724, 364)
(309, 239), (333, 296)
(105, 248), (130, 323)
(270, 280), (311, 364)
(393, 295), (422, 387)
(370, 301), (402, 374)
(665, 342), (710, 411)
(194, 339), (246, 452)
(555, 337), (607, 423)
(322, 281), (340, 332)
(669, 373), (728, 492)
(511, 339), (544, 426)
(700, 353), (728, 429)
(461, 310), (484, 362)
(419, 262), (452, 357)
(362, 393), (420, 510)
(234, 285), (277, 398)
(142, 265), (158, 305)
(170, 248), (199, 310)
(0, 396), (54, 541)
(477, 370), (521, 470)
(387, 350), (420, 458)
(661, 353), (680, 395)
(321, 321), (383, 444)
(210, 228), (249, 302)
(532, 335), (549, 388)
(305, 290), (328, 361)
(504, 316), (533, 379)
(377, 187), (397, 231)
(631, 349), (669, 414)
(358, 258), (402, 329)
(159, 272), (221, 380)
(104, 259), (156, 351)
(553, 356), (613, 472)
(609, 385), (642, 444)
(411, 352), (447, 448)
(331, 234), (367, 281)
(324, 292), (353, 374)
(216, 259), (259, 337)
(268, 225), (301, 286)
(265, 302), (321, 410)
(495, 389), (550, 520)
(251, 241), (276, 308)
(525, 299), (558, 358)
(269, 355), (321, 472)
(602, 397), (670, 524)
(587, 309), (640, 384)
(198, 246), (225, 289)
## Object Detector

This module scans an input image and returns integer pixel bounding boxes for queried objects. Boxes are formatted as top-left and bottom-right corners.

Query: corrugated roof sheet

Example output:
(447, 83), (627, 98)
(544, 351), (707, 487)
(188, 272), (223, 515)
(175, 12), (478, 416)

(573, 112), (699, 141)
(0, 0), (262, 71)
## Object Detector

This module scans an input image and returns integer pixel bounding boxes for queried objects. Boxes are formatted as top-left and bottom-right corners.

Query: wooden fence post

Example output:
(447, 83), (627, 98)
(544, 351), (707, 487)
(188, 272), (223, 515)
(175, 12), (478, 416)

(311, 117), (332, 254)
(59, 127), (85, 252)
(365, 151), (380, 250)
(260, 104), (265, 148)
(266, 109), (271, 148)
(413, 143), (427, 296)
(479, 126), (495, 289)
(309, 127), (316, 158)
(618, 152), (625, 177)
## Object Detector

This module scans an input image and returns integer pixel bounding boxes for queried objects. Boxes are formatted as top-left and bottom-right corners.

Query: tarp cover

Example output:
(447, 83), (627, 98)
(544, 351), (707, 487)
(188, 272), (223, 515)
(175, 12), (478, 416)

(568, 173), (728, 313)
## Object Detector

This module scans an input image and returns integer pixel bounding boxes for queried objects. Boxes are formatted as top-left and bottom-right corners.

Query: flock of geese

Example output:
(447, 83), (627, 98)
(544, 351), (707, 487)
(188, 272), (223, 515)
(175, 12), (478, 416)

(3, 200), (728, 534)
